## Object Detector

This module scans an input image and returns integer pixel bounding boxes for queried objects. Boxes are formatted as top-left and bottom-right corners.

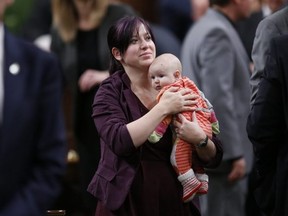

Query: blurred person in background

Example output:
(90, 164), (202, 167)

(156, 0), (192, 42)
(247, 34), (288, 216)
(245, 4), (288, 216)
(236, 1), (288, 215)
(20, 0), (51, 42)
(250, 3), (288, 106)
(0, 0), (67, 215)
(50, 0), (135, 215)
(236, 0), (287, 63)
(156, 0), (209, 43)
(181, 0), (254, 215)
(19, 0), (182, 57)
(265, 0), (288, 13)
(236, 0), (266, 62)
(191, 0), (209, 21)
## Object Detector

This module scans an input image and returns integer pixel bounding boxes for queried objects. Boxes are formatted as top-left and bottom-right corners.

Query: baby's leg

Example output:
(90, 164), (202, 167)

(193, 152), (209, 195)
(171, 138), (201, 202)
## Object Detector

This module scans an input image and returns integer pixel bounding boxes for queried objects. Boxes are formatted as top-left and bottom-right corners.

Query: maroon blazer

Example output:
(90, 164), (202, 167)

(87, 71), (142, 211)
(88, 70), (223, 211)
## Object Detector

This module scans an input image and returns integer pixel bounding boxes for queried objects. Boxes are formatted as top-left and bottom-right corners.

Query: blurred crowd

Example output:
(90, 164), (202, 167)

(1, 0), (288, 215)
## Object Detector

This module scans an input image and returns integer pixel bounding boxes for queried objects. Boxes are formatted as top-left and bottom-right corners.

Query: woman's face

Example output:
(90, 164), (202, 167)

(121, 23), (156, 71)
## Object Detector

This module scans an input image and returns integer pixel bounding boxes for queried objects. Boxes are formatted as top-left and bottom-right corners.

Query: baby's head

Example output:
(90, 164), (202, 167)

(148, 53), (182, 91)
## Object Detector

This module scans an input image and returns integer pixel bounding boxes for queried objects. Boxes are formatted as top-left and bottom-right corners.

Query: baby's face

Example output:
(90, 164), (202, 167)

(148, 63), (176, 91)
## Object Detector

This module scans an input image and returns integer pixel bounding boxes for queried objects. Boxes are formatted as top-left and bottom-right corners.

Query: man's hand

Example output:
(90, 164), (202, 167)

(228, 157), (246, 183)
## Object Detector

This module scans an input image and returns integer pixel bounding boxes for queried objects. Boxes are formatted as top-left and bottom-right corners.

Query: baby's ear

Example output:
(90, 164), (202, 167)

(175, 70), (181, 79)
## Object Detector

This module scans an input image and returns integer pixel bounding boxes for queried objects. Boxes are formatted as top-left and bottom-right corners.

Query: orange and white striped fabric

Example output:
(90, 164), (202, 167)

(157, 76), (217, 174)
(157, 76), (213, 139)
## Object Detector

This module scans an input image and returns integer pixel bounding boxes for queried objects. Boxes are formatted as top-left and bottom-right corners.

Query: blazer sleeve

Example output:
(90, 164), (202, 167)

(247, 37), (285, 177)
(92, 75), (137, 157)
(250, 18), (282, 105)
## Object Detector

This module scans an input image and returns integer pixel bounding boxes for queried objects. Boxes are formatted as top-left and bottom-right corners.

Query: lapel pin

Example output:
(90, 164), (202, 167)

(9, 63), (20, 75)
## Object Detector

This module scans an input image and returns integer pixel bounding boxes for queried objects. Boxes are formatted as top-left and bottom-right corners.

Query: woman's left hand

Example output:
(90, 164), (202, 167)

(173, 112), (206, 145)
(174, 112), (217, 162)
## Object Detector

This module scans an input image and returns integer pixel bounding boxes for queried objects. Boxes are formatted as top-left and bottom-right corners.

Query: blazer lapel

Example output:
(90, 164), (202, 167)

(121, 73), (143, 121)
(2, 28), (24, 137)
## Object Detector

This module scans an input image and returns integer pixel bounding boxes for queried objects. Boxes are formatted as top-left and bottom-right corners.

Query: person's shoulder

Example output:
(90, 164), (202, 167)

(97, 71), (128, 98)
(102, 70), (127, 87)
(190, 9), (228, 32)
(8, 30), (57, 62)
(269, 6), (288, 20)
(260, 6), (288, 26)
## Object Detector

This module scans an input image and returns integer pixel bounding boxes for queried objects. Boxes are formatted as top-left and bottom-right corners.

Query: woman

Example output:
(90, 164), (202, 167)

(50, 0), (135, 214)
(88, 16), (223, 216)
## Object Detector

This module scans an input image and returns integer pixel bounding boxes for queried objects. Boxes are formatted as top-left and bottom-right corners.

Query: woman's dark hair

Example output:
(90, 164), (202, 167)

(107, 16), (155, 74)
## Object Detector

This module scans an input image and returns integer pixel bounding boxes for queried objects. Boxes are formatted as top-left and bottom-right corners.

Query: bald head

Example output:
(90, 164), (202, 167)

(150, 53), (182, 74)
(148, 53), (183, 91)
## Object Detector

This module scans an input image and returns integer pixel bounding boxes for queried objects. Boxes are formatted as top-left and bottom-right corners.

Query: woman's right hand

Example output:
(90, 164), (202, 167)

(158, 87), (198, 114)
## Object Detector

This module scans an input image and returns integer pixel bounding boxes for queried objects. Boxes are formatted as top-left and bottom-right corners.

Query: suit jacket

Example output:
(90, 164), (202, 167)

(247, 35), (288, 216)
(0, 28), (66, 215)
(250, 6), (288, 105)
(181, 8), (253, 173)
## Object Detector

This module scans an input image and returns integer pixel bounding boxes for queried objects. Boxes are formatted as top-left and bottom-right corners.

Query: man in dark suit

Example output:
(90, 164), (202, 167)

(247, 34), (288, 216)
(0, 0), (67, 215)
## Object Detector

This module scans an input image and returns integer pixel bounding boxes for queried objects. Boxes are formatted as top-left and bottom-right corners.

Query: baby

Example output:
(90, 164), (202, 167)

(148, 53), (220, 202)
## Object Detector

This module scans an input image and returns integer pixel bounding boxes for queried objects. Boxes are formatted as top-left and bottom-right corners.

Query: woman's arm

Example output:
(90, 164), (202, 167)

(93, 78), (197, 156)
(127, 87), (197, 148)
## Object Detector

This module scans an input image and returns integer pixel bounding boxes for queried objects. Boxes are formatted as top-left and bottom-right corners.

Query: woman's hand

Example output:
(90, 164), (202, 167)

(174, 112), (217, 162)
(158, 87), (198, 115)
(78, 69), (109, 92)
(174, 112), (206, 144)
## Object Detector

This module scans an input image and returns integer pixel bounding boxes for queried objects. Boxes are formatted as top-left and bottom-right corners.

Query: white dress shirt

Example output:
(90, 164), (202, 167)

(0, 23), (4, 123)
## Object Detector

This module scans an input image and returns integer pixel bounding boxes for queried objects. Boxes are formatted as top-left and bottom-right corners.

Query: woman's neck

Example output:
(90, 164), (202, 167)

(129, 70), (158, 109)
(130, 75), (151, 93)
(78, 12), (95, 30)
